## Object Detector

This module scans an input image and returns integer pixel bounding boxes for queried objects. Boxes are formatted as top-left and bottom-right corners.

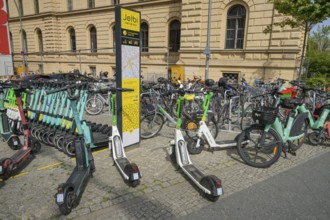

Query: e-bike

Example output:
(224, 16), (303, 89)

(0, 84), (41, 180)
(48, 83), (95, 215)
(170, 89), (223, 201)
(236, 79), (308, 168)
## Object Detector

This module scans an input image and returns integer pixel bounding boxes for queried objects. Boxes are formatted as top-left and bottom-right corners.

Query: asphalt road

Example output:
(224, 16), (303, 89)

(182, 151), (330, 220)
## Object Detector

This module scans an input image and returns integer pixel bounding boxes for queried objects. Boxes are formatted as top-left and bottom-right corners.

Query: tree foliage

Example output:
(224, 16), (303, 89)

(305, 25), (330, 85)
(264, 0), (330, 33)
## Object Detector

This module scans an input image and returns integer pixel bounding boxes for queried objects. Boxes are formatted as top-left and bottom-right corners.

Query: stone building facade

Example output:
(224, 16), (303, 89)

(6, 0), (304, 83)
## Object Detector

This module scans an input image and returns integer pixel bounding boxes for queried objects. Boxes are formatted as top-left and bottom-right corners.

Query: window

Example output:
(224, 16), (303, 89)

(225, 5), (246, 49)
(18, 0), (23, 16)
(141, 22), (149, 52)
(69, 28), (76, 51)
(9, 32), (13, 53)
(169, 20), (181, 52)
(34, 0), (39, 14)
(112, 26), (116, 52)
(36, 29), (43, 52)
(88, 0), (95, 9)
(68, 0), (73, 11)
(90, 26), (97, 52)
(22, 30), (28, 53)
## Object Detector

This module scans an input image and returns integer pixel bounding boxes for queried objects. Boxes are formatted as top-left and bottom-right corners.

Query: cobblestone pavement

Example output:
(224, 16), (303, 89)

(0, 113), (329, 220)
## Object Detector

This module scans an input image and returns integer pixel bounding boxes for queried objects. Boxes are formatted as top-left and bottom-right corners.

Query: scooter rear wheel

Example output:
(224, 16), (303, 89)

(1, 158), (13, 180)
(200, 175), (221, 202)
(58, 188), (75, 216)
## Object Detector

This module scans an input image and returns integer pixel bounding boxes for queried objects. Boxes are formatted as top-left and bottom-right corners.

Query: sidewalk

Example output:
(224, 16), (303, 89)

(0, 116), (329, 219)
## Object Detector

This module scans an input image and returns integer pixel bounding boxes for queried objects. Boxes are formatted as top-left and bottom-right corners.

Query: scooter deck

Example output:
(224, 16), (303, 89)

(92, 132), (109, 147)
(215, 140), (238, 148)
(115, 157), (130, 171)
(11, 148), (31, 163)
(67, 168), (90, 187)
(182, 164), (204, 182)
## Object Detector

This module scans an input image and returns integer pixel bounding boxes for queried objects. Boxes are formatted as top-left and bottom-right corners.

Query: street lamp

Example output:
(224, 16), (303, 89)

(12, 0), (25, 70)
(204, 0), (212, 80)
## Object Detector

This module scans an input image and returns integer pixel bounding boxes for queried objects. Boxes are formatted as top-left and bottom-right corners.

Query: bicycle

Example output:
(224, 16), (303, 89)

(236, 79), (309, 168)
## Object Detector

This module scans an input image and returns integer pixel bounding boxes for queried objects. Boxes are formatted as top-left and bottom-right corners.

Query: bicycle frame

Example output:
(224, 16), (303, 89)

(296, 104), (330, 130)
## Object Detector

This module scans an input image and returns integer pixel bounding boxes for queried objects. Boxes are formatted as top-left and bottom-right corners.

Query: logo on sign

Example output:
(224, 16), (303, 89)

(121, 8), (140, 32)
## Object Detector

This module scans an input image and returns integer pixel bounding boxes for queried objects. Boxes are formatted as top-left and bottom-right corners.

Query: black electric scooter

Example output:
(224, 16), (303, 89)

(47, 83), (95, 215)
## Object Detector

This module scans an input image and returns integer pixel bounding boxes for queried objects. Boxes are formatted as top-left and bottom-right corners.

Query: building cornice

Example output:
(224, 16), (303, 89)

(8, 0), (177, 22)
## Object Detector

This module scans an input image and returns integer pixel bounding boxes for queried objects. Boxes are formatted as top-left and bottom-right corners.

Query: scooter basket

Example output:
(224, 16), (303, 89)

(252, 107), (278, 125)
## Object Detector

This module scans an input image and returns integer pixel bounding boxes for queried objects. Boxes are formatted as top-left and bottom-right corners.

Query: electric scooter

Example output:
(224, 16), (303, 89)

(48, 82), (95, 215)
(0, 83), (41, 180)
(187, 79), (248, 154)
(0, 84), (21, 150)
(108, 87), (141, 187)
(170, 88), (223, 201)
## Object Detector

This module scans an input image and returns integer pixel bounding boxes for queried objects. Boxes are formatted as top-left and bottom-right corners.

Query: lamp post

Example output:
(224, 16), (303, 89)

(13, 0), (25, 70)
(204, 0), (212, 80)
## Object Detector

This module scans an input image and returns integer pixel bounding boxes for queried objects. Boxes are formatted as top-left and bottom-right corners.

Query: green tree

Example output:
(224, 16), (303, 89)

(264, 0), (330, 80)
(305, 25), (330, 83)
(310, 25), (330, 52)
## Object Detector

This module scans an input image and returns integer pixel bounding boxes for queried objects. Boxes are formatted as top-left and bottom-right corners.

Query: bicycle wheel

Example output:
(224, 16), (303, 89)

(140, 113), (164, 139)
(185, 117), (218, 139)
(85, 96), (104, 115)
(237, 124), (282, 168)
(240, 104), (254, 130)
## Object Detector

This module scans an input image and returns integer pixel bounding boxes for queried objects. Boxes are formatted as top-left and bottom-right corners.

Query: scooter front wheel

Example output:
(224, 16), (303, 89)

(30, 138), (42, 154)
(58, 188), (75, 216)
(8, 136), (22, 150)
(64, 140), (75, 157)
(187, 138), (204, 155)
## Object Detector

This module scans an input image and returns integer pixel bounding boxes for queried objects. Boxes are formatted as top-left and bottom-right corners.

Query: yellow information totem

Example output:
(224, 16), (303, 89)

(115, 6), (141, 147)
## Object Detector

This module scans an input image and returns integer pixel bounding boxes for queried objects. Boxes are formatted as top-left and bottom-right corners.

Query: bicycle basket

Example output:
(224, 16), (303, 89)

(252, 107), (278, 125)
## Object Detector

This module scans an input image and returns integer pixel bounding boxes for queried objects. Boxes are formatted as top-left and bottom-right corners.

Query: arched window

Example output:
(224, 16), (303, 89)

(141, 22), (149, 52)
(22, 30), (28, 53)
(88, 0), (95, 9)
(69, 28), (76, 51)
(18, 0), (23, 15)
(68, 0), (73, 11)
(36, 29), (43, 52)
(169, 20), (181, 52)
(112, 26), (116, 52)
(34, 0), (39, 14)
(90, 26), (97, 52)
(225, 5), (246, 49)
(9, 32), (14, 53)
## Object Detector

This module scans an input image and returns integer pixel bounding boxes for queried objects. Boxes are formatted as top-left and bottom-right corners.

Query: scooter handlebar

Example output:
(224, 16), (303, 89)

(45, 82), (88, 95)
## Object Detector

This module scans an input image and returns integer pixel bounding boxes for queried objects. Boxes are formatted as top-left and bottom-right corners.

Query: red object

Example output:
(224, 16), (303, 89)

(0, 0), (10, 55)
